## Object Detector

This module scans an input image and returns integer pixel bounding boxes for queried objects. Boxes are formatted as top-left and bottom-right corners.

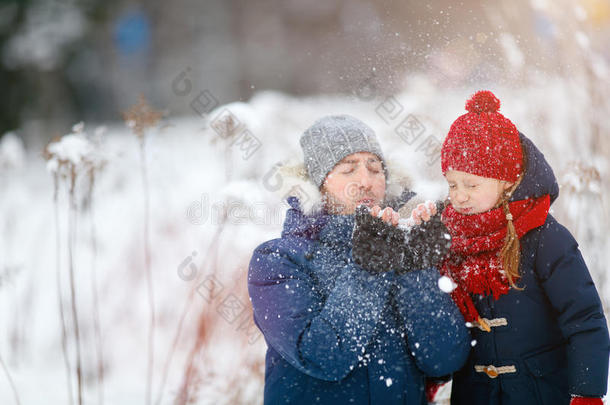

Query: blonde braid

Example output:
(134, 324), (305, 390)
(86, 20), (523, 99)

(502, 138), (528, 290)
(500, 197), (523, 290)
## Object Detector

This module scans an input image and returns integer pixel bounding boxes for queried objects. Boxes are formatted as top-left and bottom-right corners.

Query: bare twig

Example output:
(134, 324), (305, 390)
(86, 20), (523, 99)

(88, 170), (105, 405)
(140, 137), (156, 405)
(123, 96), (162, 405)
(0, 352), (21, 405)
(53, 173), (74, 405)
(67, 171), (83, 405)
(155, 221), (226, 405)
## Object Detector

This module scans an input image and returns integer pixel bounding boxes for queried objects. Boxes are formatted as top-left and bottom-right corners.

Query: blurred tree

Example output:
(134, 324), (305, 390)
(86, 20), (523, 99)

(0, 0), (121, 146)
(1, 0), (609, 146)
(0, 1), (31, 137)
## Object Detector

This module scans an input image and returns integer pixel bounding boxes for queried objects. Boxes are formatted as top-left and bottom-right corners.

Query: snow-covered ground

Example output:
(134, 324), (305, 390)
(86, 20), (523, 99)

(0, 75), (609, 404)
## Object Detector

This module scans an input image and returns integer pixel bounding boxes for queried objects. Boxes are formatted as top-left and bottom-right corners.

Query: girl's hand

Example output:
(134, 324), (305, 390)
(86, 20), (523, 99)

(402, 200), (451, 270)
(370, 205), (400, 227)
(409, 201), (437, 225)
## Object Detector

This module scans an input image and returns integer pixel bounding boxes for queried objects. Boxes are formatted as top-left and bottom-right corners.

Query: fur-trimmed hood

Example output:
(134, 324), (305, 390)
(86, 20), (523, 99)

(510, 133), (559, 204)
(264, 157), (422, 217)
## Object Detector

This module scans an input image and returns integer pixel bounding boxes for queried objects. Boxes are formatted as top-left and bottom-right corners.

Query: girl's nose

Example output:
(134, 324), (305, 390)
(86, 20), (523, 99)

(454, 189), (468, 203)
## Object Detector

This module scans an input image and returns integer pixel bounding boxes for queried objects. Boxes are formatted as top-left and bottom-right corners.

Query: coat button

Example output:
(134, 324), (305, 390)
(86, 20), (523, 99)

(485, 365), (499, 378)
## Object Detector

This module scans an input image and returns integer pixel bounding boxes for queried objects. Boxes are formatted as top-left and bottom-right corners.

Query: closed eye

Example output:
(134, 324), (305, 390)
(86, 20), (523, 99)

(366, 161), (382, 174)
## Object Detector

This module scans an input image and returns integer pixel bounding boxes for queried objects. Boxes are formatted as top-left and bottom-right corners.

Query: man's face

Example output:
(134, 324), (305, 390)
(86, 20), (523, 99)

(321, 152), (386, 215)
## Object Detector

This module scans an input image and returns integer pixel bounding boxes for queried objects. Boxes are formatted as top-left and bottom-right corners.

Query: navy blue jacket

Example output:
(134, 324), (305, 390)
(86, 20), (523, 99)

(451, 135), (610, 404)
(249, 197), (471, 404)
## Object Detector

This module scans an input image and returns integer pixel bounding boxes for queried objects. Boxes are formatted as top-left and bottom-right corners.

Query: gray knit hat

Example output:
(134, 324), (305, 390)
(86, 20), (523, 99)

(300, 115), (386, 188)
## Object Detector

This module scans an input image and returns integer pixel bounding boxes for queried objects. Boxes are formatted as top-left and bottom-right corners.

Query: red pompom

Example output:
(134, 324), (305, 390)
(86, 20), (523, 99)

(465, 90), (501, 114)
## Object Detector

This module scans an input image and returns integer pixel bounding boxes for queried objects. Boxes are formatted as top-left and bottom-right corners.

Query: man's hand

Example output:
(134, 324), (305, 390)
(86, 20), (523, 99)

(352, 205), (405, 274)
(352, 202), (450, 274)
(370, 205), (400, 226)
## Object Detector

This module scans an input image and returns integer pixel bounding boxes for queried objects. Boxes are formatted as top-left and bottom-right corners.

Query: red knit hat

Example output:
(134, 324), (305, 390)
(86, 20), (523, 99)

(441, 90), (523, 182)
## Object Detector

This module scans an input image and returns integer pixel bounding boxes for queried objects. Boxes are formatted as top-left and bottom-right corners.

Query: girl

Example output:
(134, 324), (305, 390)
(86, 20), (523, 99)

(414, 90), (609, 404)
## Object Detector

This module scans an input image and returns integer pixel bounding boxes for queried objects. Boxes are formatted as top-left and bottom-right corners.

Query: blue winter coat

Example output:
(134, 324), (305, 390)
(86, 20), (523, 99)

(249, 197), (471, 404)
(451, 134), (610, 404)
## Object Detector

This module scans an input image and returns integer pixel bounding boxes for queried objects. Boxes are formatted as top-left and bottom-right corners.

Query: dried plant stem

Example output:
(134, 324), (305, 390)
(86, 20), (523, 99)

(88, 172), (105, 405)
(0, 352), (20, 405)
(174, 213), (228, 405)
(54, 174), (74, 405)
(122, 96), (162, 405)
(155, 221), (226, 405)
(68, 173), (83, 405)
(174, 338), (204, 405)
(0, 173), (21, 400)
(140, 138), (156, 405)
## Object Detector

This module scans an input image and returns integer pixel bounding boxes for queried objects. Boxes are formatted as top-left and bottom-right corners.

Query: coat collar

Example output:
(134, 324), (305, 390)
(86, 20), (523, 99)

(281, 196), (354, 245)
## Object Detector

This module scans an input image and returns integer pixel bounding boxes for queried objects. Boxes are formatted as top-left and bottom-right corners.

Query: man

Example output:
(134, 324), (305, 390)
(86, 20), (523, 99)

(248, 115), (470, 404)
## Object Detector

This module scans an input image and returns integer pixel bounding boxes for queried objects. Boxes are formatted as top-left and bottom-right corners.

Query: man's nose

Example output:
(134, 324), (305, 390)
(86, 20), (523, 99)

(356, 167), (373, 189)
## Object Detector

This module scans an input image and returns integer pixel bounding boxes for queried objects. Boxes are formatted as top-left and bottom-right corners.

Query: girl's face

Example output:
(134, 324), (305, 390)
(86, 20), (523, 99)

(444, 170), (514, 215)
(321, 152), (386, 215)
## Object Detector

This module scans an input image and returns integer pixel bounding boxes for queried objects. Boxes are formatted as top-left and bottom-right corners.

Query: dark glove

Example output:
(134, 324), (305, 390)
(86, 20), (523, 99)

(352, 205), (406, 274)
(400, 201), (451, 274)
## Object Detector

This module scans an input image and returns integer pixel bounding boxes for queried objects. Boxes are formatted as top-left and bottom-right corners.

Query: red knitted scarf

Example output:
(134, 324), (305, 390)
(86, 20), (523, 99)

(440, 195), (551, 322)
